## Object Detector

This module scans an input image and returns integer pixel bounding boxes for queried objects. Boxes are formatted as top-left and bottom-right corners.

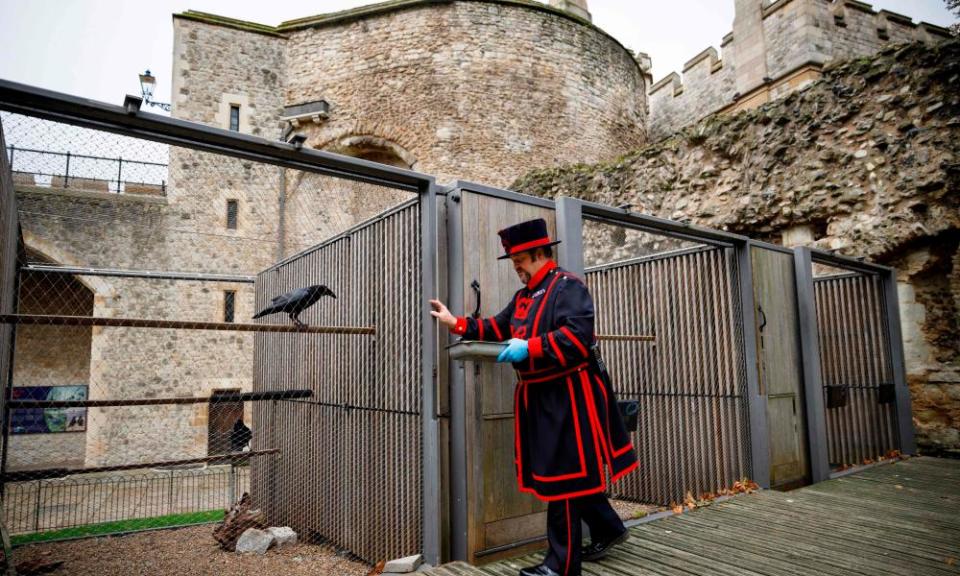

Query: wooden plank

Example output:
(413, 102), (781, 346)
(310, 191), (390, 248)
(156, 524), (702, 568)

(431, 458), (960, 576)
(710, 496), (960, 558)
(684, 503), (956, 574)
(618, 536), (771, 576)
(633, 518), (853, 576)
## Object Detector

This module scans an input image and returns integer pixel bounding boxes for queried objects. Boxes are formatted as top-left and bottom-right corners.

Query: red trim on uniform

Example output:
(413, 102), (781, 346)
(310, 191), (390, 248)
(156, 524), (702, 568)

(477, 317), (485, 340)
(517, 483), (607, 502)
(611, 460), (639, 483)
(529, 271), (563, 370)
(594, 374), (634, 458)
(489, 318), (504, 341)
(452, 317), (467, 336)
(581, 370), (613, 468)
(528, 336), (545, 359)
(509, 237), (552, 256)
(531, 378), (586, 482)
(515, 383), (524, 489)
(518, 362), (588, 384)
(564, 500), (572, 576)
(527, 259), (558, 290)
(560, 326), (588, 357)
(548, 332), (567, 367)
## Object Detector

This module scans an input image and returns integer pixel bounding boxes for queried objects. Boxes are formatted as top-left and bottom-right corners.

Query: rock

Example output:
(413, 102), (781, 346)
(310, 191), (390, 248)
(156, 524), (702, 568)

(854, 150), (868, 159)
(267, 526), (298, 547)
(235, 528), (274, 554)
(383, 554), (424, 573)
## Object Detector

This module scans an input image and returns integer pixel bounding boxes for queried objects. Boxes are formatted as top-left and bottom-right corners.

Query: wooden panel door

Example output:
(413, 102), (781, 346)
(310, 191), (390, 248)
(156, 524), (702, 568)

(751, 247), (810, 489)
(208, 389), (244, 456)
(459, 191), (555, 561)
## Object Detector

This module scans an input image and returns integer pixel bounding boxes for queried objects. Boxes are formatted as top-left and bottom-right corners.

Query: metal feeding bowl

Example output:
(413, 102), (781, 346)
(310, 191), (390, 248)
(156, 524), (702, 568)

(446, 340), (507, 362)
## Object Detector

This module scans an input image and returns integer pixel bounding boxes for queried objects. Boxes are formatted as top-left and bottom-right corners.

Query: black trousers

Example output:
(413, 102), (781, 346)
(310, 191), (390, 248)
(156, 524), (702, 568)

(542, 492), (625, 576)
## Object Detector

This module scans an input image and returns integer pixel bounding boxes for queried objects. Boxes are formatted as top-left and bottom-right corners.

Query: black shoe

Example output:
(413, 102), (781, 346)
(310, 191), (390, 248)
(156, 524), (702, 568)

(518, 564), (560, 576)
(581, 528), (629, 562)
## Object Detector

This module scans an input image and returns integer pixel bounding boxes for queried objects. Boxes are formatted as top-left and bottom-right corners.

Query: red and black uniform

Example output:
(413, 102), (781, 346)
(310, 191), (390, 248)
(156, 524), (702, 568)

(452, 259), (638, 575)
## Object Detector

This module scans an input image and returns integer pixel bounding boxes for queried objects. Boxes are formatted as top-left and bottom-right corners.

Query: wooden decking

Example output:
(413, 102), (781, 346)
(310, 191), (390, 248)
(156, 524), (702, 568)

(429, 456), (960, 576)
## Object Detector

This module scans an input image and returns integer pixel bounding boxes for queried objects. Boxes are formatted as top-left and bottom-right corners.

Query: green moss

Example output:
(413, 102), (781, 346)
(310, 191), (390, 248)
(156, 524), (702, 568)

(12, 509), (225, 546)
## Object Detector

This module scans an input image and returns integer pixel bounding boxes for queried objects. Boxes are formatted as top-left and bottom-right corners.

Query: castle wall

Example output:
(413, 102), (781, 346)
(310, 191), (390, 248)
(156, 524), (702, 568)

(14, 169), (265, 468)
(280, 0), (646, 187)
(515, 40), (960, 453)
(649, 0), (952, 140)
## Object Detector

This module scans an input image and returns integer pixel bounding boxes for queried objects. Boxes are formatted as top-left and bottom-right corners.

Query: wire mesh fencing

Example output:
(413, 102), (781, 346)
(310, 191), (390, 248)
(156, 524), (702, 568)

(812, 267), (900, 469)
(583, 221), (752, 508)
(0, 109), (420, 565)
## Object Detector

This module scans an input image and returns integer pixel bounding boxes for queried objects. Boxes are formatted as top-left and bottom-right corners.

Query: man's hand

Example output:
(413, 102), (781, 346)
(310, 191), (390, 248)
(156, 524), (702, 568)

(429, 299), (457, 329)
(496, 338), (529, 363)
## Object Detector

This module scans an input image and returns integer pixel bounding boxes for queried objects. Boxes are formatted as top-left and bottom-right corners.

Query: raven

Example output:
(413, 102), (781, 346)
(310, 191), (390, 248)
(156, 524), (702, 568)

(252, 284), (336, 328)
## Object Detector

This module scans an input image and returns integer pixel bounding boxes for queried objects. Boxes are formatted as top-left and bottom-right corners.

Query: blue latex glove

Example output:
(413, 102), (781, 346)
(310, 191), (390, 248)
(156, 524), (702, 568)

(496, 338), (529, 363)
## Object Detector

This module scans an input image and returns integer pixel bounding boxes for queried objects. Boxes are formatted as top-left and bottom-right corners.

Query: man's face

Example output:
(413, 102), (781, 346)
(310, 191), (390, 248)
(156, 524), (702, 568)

(510, 251), (538, 284)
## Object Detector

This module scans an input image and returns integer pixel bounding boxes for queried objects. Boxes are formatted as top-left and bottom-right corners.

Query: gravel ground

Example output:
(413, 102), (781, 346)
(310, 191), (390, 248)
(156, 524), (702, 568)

(12, 525), (372, 576)
(11, 500), (658, 575)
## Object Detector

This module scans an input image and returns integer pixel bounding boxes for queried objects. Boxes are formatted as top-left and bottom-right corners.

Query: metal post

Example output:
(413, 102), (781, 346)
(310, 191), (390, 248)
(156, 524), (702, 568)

(736, 241), (770, 488)
(64, 151), (70, 188)
(446, 189), (467, 561)
(228, 463), (237, 506)
(167, 469), (174, 515)
(793, 247), (831, 483)
(555, 196), (584, 277)
(420, 180), (441, 566)
(116, 156), (122, 193)
(881, 267), (916, 455)
(33, 481), (41, 531)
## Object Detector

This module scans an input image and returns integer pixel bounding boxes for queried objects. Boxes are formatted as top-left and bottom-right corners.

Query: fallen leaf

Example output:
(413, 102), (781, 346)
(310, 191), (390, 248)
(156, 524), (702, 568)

(895, 485), (903, 490)
(946, 557), (956, 566)
(367, 560), (386, 576)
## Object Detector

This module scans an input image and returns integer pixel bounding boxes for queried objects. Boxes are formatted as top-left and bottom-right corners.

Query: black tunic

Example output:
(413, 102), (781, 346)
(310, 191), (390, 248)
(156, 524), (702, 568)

(453, 260), (638, 501)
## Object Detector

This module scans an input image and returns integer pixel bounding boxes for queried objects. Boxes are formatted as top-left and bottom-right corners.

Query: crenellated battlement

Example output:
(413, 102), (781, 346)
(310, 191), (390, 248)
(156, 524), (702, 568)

(648, 0), (953, 139)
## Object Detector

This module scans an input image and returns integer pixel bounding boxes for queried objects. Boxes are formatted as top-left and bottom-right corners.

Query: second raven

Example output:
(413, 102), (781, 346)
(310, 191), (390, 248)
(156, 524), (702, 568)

(252, 285), (336, 328)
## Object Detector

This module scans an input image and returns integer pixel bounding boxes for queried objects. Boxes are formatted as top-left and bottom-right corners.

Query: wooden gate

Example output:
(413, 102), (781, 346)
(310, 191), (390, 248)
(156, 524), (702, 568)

(750, 246), (809, 489)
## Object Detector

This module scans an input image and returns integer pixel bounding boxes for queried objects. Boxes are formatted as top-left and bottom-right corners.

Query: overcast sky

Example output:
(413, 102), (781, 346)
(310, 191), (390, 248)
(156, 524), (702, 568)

(0, 0), (955, 109)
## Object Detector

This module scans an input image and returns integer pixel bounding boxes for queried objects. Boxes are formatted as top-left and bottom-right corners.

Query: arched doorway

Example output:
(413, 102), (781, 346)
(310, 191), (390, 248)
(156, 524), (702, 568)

(8, 248), (94, 470)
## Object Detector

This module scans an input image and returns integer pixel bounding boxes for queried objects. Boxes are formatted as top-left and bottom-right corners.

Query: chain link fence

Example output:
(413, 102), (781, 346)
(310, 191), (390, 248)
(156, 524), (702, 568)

(0, 109), (418, 565)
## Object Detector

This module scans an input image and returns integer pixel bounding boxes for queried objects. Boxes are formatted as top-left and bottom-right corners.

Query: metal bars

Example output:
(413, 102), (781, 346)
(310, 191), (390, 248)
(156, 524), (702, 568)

(252, 200), (423, 564)
(586, 246), (752, 505)
(813, 272), (899, 467)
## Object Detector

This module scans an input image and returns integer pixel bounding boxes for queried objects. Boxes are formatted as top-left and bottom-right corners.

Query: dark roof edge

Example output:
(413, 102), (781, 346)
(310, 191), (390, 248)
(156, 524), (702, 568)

(173, 11), (285, 37)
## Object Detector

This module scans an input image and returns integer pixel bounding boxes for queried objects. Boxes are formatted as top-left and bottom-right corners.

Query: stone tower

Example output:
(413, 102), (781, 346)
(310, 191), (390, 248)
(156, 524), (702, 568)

(548, 0), (591, 21)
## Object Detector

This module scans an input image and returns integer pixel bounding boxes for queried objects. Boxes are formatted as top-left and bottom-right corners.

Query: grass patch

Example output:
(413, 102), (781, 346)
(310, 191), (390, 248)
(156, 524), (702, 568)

(12, 509), (224, 546)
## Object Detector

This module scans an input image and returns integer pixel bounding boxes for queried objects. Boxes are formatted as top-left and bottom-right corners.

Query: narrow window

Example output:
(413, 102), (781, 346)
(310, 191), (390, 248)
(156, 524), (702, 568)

(229, 104), (240, 132)
(224, 290), (236, 323)
(226, 199), (238, 230)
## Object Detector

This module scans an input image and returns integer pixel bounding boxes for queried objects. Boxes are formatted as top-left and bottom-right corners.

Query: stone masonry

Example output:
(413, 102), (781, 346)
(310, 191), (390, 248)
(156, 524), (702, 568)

(515, 40), (960, 453)
(9, 0), (648, 471)
(648, 0), (953, 140)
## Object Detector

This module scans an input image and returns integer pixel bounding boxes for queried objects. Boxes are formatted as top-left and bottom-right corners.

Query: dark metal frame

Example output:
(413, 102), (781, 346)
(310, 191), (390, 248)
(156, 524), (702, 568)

(555, 196), (771, 489)
(0, 78), (444, 565)
(0, 79), (917, 566)
(794, 246), (915, 483)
